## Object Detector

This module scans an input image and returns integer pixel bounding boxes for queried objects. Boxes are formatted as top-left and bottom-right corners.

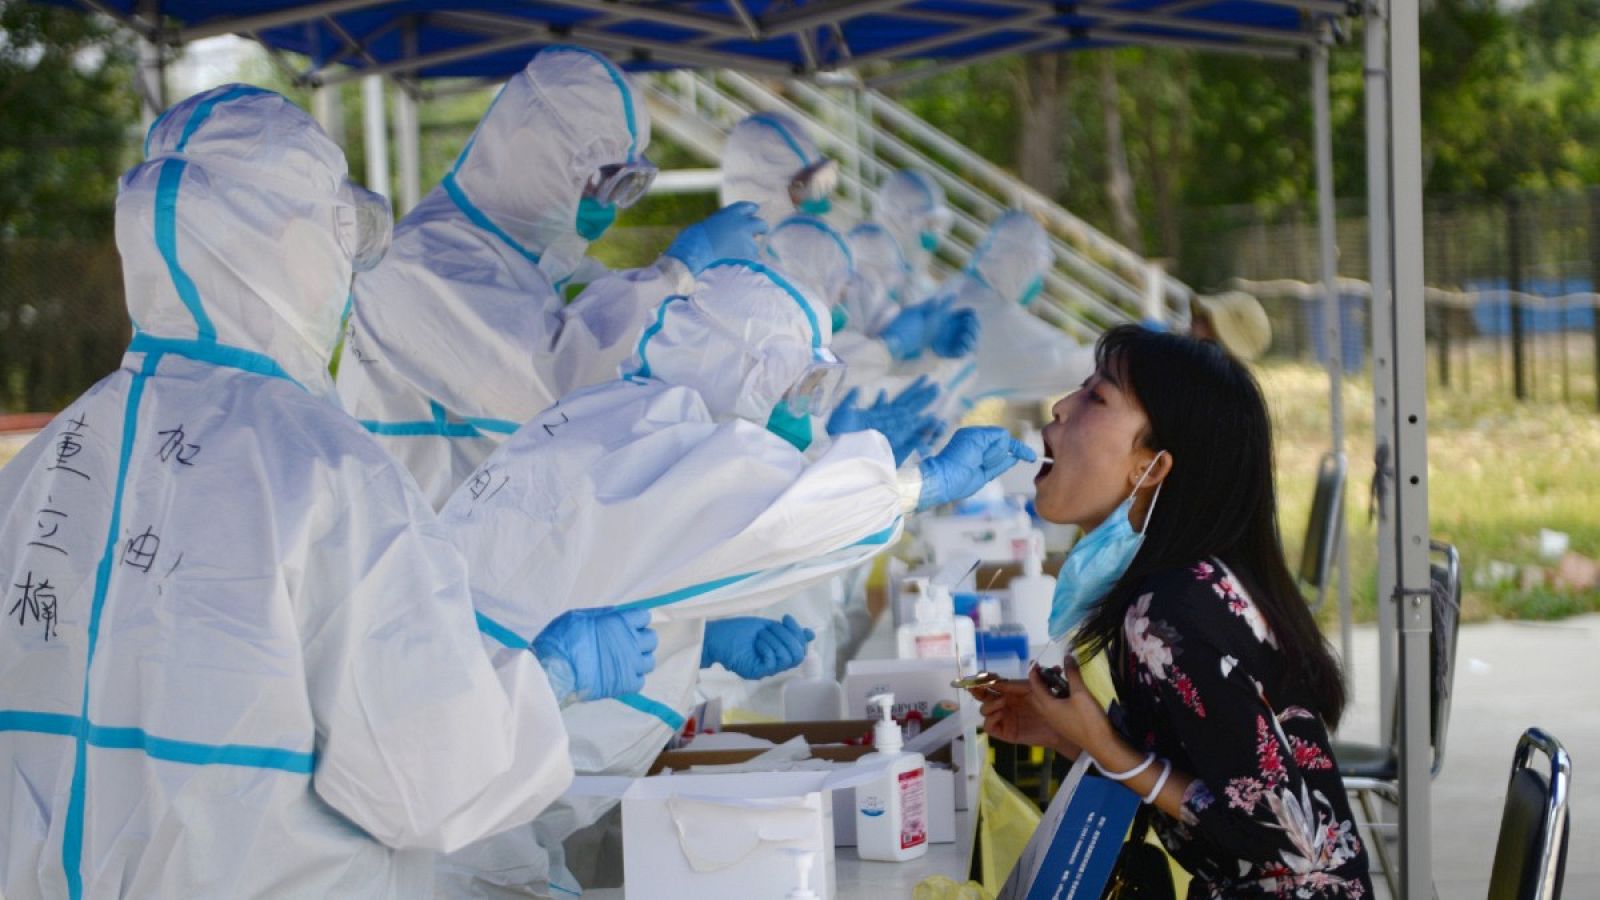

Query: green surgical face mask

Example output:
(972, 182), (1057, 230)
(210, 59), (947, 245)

(575, 196), (618, 241)
(798, 196), (832, 216)
(830, 304), (849, 333)
(766, 401), (814, 451)
(1017, 275), (1045, 307)
(919, 230), (940, 253)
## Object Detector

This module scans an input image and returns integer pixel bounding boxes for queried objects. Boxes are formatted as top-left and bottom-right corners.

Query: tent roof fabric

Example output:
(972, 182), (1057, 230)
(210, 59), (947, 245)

(69, 0), (1347, 84)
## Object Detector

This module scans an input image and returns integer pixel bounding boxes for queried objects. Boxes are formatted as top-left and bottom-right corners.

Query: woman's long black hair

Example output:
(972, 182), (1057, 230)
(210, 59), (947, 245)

(1070, 325), (1348, 727)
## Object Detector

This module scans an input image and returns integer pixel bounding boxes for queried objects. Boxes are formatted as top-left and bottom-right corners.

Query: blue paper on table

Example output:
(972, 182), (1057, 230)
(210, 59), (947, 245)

(999, 755), (1141, 900)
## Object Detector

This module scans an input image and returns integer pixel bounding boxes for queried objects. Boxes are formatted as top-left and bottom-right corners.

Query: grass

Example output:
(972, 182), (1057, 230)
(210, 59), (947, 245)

(1263, 337), (1600, 624)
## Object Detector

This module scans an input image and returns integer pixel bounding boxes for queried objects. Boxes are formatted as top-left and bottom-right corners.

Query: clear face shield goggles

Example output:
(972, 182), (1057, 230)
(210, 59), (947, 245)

(781, 347), (847, 418)
(335, 180), (393, 272)
(584, 156), (659, 208)
(787, 158), (839, 210)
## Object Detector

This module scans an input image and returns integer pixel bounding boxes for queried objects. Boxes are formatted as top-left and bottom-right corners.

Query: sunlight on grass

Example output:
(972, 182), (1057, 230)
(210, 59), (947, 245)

(1263, 341), (1600, 624)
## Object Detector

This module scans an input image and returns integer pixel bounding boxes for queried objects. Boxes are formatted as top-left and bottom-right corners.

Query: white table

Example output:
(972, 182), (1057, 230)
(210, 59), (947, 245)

(834, 808), (975, 898)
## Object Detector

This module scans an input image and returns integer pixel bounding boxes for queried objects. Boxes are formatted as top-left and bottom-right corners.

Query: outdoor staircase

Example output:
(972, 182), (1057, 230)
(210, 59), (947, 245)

(642, 69), (1193, 338)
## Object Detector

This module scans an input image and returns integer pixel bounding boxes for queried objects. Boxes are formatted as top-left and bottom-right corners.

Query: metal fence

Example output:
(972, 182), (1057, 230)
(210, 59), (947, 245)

(1186, 189), (1600, 409)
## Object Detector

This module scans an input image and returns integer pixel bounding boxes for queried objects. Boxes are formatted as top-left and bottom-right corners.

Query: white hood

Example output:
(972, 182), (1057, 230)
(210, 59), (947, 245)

(874, 168), (948, 279)
(969, 210), (1051, 306)
(626, 259), (831, 424)
(764, 214), (853, 307)
(116, 84), (365, 394)
(445, 46), (649, 276)
(847, 222), (912, 306)
(719, 112), (823, 225)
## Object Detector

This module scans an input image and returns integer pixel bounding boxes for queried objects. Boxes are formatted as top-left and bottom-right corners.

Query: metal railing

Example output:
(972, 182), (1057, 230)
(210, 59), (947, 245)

(642, 69), (1194, 340)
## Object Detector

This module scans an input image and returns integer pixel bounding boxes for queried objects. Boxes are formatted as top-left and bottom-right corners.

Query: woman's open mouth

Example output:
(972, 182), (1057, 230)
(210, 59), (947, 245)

(1035, 434), (1055, 482)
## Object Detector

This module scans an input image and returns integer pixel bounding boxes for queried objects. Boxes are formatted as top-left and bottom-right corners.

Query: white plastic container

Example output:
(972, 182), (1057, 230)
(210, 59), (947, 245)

(854, 693), (930, 862)
(1009, 529), (1057, 649)
(782, 649), (845, 721)
(896, 591), (956, 661)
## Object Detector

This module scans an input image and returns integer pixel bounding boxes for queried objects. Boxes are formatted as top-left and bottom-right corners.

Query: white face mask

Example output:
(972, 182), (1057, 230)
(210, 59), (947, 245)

(1047, 451), (1167, 640)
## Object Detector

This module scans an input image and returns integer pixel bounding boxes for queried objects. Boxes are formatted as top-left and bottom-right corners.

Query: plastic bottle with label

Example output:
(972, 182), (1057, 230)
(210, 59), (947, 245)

(1009, 529), (1057, 649)
(855, 693), (930, 862)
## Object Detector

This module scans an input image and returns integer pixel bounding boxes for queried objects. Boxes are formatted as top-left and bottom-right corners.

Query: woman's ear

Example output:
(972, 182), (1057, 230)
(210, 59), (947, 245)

(1129, 449), (1173, 491)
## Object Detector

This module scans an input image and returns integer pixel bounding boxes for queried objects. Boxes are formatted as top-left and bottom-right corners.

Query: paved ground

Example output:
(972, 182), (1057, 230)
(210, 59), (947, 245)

(1335, 615), (1597, 899)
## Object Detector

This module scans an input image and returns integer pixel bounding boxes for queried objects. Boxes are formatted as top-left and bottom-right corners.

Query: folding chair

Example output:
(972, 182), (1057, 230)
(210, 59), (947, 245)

(1334, 540), (1461, 897)
(1487, 727), (1571, 900)
(1299, 451), (1347, 612)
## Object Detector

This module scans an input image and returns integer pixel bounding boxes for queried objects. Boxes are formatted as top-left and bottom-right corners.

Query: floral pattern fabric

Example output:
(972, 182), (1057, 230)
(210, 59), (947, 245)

(1112, 559), (1373, 899)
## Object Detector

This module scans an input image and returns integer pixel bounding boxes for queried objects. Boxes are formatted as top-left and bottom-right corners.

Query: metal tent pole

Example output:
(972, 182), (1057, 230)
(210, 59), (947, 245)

(312, 85), (345, 148)
(1389, 0), (1436, 891)
(394, 84), (421, 214)
(361, 75), (391, 199)
(1312, 25), (1353, 684)
(1364, 0), (1399, 743)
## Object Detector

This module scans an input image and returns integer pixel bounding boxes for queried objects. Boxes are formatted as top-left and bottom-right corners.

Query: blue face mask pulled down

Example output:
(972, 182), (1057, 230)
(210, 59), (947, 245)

(575, 196), (618, 241)
(1048, 452), (1166, 641)
(919, 230), (940, 253)
(766, 401), (814, 451)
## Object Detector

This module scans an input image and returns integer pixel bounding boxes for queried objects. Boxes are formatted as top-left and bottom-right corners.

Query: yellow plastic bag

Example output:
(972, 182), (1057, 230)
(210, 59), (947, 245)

(977, 757), (1043, 893)
(913, 875), (994, 900)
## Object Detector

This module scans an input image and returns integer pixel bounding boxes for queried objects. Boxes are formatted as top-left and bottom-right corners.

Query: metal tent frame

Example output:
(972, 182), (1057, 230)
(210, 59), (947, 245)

(61, 1), (1436, 893)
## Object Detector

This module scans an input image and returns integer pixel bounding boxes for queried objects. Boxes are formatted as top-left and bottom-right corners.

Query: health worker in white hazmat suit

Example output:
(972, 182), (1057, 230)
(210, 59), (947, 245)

(936, 211), (1094, 416)
(0, 86), (655, 900)
(873, 168), (954, 300)
(338, 46), (767, 508)
(434, 258), (1034, 895)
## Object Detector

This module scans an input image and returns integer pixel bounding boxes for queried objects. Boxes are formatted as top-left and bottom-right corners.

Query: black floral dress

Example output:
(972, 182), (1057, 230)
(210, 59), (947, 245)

(1109, 559), (1373, 899)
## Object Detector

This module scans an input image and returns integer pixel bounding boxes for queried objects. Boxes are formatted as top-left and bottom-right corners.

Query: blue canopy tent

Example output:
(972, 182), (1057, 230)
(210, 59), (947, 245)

(58, 2), (1441, 895)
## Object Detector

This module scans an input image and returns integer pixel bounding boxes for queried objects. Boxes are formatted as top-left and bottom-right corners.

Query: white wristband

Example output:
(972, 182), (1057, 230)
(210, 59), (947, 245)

(1142, 759), (1173, 805)
(1097, 751), (1156, 783)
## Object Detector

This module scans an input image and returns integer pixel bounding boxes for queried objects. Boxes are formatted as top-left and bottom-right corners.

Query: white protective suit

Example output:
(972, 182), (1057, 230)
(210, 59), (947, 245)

(336, 47), (694, 508)
(434, 260), (921, 896)
(764, 214), (893, 394)
(719, 111), (828, 225)
(848, 221), (915, 314)
(939, 211), (1094, 415)
(873, 168), (952, 300)
(0, 86), (572, 899)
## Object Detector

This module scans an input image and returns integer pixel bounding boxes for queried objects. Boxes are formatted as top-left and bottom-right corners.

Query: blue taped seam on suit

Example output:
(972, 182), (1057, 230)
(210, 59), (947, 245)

(154, 160), (216, 341)
(774, 216), (854, 267)
(613, 693), (687, 731)
(747, 113), (813, 166)
(699, 259), (825, 349)
(476, 612), (529, 650)
(442, 172), (543, 266)
(0, 712), (313, 773)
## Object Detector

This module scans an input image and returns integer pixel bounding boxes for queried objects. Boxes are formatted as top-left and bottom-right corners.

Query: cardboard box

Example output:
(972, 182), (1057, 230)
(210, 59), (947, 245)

(841, 657), (961, 735)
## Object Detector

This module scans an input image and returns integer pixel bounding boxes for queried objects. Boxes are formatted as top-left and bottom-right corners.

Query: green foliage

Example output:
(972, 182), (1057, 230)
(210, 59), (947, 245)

(0, 2), (139, 239)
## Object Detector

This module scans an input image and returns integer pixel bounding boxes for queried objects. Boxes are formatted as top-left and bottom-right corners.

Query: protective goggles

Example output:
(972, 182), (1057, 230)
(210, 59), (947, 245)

(335, 181), (393, 273)
(781, 347), (847, 417)
(787, 158), (839, 209)
(584, 157), (658, 208)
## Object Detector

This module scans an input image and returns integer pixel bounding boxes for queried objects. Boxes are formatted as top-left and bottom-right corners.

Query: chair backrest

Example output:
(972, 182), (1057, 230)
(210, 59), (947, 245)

(1487, 727), (1571, 900)
(1382, 540), (1462, 775)
(1299, 451), (1347, 610)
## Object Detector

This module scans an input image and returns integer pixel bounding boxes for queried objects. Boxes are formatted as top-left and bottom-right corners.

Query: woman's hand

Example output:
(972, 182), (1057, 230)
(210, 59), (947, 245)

(1023, 659), (1120, 762)
(971, 679), (1081, 756)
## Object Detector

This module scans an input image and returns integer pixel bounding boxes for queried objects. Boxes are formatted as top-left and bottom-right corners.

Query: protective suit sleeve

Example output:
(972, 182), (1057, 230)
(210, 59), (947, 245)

(301, 462), (574, 854)
(964, 284), (1096, 406)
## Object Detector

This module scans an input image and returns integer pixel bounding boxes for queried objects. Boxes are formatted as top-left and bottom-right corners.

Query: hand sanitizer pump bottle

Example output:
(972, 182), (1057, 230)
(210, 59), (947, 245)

(855, 693), (929, 861)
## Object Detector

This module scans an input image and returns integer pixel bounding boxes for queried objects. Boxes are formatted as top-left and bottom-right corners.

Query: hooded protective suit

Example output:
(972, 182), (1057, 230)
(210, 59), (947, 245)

(873, 169), (952, 299)
(336, 47), (694, 508)
(719, 111), (830, 225)
(848, 221), (915, 311)
(433, 259), (918, 894)
(939, 211), (1094, 414)
(0, 86), (573, 900)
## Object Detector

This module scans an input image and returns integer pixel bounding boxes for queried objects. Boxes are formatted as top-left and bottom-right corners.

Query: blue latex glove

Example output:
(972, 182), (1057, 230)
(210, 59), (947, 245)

(877, 305), (928, 361)
(916, 426), (1037, 511)
(827, 377), (943, 465)
(929, 299), (981, 359)
(532, 607), (658, 703)
(701, 615), (815, 679)
(664, 201), (768, 274)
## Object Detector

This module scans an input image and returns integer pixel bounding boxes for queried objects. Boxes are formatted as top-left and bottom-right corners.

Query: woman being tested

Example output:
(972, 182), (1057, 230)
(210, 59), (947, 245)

(979, 326), (1372, 898)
